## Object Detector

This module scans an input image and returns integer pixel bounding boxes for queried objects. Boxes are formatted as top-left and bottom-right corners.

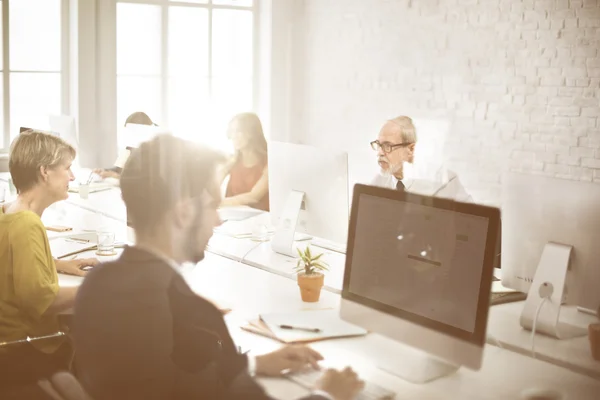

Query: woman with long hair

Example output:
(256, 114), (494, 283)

(220, 112), (269, 211)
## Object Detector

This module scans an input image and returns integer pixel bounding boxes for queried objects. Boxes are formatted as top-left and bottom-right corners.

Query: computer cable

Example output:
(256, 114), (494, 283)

(531, 282), (554, 359)
(239, 240), (265, 265)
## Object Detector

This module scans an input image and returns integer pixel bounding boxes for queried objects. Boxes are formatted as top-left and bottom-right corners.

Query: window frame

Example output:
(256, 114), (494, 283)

(0, 0), (70, 152)
(116, 0), (259, 132)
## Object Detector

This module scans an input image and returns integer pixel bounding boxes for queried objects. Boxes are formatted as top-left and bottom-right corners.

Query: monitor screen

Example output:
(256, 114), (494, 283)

(343, 186), (498, 344)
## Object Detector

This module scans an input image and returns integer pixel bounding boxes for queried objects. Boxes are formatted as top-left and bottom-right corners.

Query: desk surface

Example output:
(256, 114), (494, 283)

(487, 300), (600, 380)
(58, 250), (600, 399)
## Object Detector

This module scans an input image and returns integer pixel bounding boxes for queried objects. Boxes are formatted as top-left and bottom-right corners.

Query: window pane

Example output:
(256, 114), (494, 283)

(168, 7), (208, 77)
(117, 76), (162, 132)
(167, 76), (209, 142)
(212, 0), (253, 6)
(169, 0), (207, 3)
(0, 3), (3, 71)
(10, 0), (61, 71)
(10, 73), (61, 141)
(212, 10), (253, 79)
(211, 77), (252, 150)
(117, 3), (161, 75)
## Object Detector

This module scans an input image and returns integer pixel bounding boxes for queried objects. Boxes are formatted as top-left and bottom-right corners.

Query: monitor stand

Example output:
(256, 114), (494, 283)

(520, 242), (588, 339)
(349, 334), (459, 384)
(271, 190), (305, 257)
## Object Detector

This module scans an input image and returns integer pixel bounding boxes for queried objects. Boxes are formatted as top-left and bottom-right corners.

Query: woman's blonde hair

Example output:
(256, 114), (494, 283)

(9, 130), (76, 193)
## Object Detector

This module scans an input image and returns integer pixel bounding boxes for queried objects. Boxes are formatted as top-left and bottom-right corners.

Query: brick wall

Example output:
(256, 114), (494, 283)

(291, 0), (600, 205)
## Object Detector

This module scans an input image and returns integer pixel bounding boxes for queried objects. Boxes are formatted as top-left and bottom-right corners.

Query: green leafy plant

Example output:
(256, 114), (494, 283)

(294, 246), (329, 275)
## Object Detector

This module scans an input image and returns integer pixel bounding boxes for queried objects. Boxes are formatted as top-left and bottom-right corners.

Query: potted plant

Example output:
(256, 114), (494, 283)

(294, 246), (328, 302)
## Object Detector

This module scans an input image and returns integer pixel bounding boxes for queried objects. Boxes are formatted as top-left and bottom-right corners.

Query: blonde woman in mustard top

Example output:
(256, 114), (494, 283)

(219, 112), (270, 211)
(0, 130), (97, 391)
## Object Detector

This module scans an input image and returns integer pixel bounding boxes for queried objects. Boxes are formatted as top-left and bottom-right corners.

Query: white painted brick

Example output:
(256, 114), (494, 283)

(552, 136), (579, 147)
(571, 1), (584, 9)
(571, 117), (592, 127)
(576, 78), (591, 87)
(582, 158), (600, 168)
(512, 150), (536, 160)
(574, 97), (599, 107)
(298, 0), (600, 206)
(537, 87), (559, 96)
(554, 116), (572, 126)
(570, 146), (596, 158)
(582, 107), (600, 117)
(549, 97), (573, 106)
(580, 18), (600, 28)
(541, 76), (566, 86)
(536, 152), (558, 163)
(558, 87), (583, 96)
(545, 163), (571, 174)
(534, 0), (555, 11)
(563, 67), (587, 78)
(583, 0), (599, 7)
(576, 7), (600, 17)
(538, 67), (563, 78)
(558, 155), (582, 166)
(549, 106), (581, 116)
(564, 18), (578, 29)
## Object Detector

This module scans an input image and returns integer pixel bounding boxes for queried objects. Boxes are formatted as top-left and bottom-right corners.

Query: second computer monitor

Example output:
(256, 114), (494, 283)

(501, 171), (600, 312)
(268, 141), (349, 248)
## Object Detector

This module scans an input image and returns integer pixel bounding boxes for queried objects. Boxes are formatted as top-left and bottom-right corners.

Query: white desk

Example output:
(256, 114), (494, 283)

(12, 179), (598, 390)
(65, 188), (127, 223)
(487, 300), (600, 380)
(57, 250), (600, 399)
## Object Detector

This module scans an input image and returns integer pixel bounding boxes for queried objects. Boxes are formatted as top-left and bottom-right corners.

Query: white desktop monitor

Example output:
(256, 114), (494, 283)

(340, 184), (500, 383)
(501, 171), (600, 313)
(49, 115), (77, 147)
(268, 141), (349, 256)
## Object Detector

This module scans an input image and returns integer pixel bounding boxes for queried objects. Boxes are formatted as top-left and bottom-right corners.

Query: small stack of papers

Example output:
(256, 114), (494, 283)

(241, 309), (368, 343)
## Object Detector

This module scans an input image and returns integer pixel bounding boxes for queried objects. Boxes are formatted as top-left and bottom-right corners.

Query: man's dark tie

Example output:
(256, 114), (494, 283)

(396, 180), (405, 191)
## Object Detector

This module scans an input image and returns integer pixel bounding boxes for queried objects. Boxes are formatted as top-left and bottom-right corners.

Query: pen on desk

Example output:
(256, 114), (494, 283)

(66, 238), (90, 243)
(85, 171), (94, 185)
(278, 325), (321, 333)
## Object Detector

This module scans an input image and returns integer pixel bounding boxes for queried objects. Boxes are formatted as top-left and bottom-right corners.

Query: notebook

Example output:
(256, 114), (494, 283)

(49, 236), (98, 259)
(242, 309), (368, 343)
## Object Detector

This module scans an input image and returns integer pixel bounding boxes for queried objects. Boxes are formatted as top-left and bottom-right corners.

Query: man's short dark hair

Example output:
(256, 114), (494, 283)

(120, 134), (225, 233)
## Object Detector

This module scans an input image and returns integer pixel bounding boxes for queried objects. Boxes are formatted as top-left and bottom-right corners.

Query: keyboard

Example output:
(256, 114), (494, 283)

(287, 368), (395, 400)
(310, 238), (347, 254)
(490, 291), (527, 306)
(68, 182), (114, 193)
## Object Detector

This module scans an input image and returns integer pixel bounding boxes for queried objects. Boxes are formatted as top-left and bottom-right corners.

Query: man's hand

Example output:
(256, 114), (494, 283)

(255, 345), (323, 376)
(316, 367), (364, 400)
(55, 258), (99, 277)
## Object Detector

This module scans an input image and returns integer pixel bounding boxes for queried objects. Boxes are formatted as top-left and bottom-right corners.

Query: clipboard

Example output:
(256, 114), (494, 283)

(242, 309), (368, 343)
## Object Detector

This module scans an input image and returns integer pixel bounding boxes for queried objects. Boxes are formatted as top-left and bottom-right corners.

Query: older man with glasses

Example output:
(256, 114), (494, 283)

(370, 116), (472, 202)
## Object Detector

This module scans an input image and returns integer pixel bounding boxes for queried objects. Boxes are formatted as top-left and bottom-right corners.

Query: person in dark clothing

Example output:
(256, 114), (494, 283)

(72, 134), (363, 400)
(93, 111), (157, 180)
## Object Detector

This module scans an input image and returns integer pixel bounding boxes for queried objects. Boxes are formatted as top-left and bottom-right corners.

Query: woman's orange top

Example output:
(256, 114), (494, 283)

(225, 157), (270, 211)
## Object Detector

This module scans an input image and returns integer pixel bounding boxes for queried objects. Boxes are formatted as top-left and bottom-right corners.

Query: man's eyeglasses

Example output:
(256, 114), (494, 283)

(370, 140), (413, 154)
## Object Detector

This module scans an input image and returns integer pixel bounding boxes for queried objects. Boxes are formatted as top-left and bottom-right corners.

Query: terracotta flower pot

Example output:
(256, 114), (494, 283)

(589, 323), (600, 362)
(297, 273), (324, 302)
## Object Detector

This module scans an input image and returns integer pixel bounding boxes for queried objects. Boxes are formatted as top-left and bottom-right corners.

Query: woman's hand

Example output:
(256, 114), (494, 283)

(55, 258), (99, 277)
